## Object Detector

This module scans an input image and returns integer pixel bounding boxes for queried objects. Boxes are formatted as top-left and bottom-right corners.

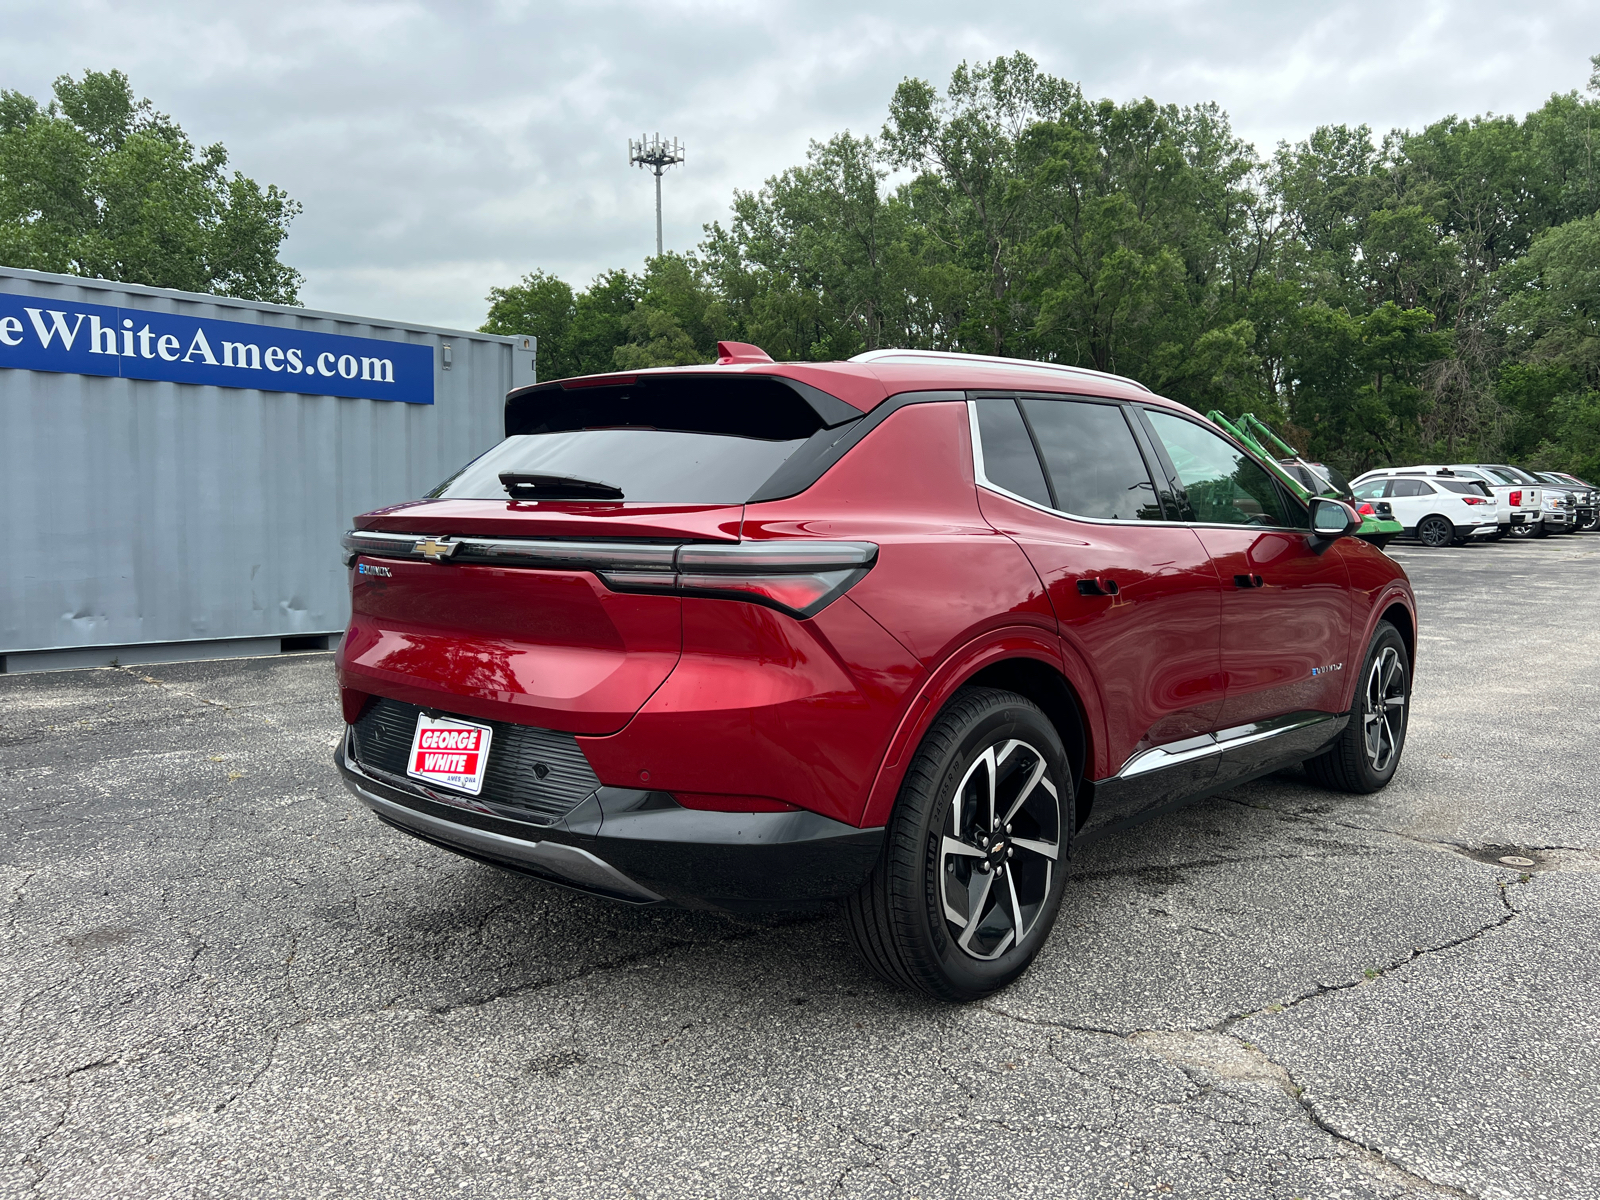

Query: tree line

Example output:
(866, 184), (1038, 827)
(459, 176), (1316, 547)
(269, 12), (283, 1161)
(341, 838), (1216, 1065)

(0, 70), (303, 305)
(482, 53), (1600, 479)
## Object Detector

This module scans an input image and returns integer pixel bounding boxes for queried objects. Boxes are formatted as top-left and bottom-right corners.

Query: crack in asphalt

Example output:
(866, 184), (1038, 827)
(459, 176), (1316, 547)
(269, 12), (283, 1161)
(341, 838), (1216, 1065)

(973, 872), (1531, 1200)
(6, 647), (1588, 1197)
(1222, 794), (1598, 865)
(968, 1006), (1482, 1197)
(197, 917), (825, 1121)
(1217, 910), (1520, 1033)
(419, 917), (823, 1018)
(830, 1128), (916, 1196)
(18, 1057), (118, 1196)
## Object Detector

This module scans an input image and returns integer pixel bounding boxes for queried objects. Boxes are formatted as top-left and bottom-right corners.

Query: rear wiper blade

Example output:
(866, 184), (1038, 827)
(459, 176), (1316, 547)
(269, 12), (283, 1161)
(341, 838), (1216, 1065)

(499, 471), (625, 500)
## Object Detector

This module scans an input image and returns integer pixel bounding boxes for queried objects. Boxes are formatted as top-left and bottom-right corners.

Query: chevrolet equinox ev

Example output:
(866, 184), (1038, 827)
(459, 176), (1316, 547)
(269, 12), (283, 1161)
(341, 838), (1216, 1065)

(335, 344), (1417, 1000)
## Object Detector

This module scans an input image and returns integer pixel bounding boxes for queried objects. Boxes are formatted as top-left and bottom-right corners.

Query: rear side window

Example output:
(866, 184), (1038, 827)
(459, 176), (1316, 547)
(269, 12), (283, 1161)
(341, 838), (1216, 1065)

(1143, 409), (1306, 528)
(1019, 399), (1163, 521)
(433, 375), (842, 504)
(1436, 480), (1489, 496)
(974, 399), (1051, 507)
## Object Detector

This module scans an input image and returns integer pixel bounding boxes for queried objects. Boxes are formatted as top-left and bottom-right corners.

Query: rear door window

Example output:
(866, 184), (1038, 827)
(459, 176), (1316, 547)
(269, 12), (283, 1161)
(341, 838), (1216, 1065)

(432, 375), (846, 504)
(1018, 398), (1164, 521)
(973, 399), (1052, 507)
(1142, 409), (1306, 528)
(1389, 479), (1430, 497)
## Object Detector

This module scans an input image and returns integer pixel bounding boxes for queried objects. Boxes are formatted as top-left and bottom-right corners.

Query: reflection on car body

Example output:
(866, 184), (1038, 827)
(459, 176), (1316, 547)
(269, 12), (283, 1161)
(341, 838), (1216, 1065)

(334, 346), (1417, 1000)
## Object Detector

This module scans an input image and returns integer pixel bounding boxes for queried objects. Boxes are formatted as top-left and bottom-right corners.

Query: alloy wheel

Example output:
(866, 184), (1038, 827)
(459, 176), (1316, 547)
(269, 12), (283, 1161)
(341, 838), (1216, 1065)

(1417, 517), (1452, 547)
(938, 739), (1061, 961)
(1362, 647), (1406, 773)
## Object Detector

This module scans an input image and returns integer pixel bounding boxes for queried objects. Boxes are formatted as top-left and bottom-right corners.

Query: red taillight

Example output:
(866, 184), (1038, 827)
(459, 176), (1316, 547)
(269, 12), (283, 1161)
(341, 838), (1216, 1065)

(1461, 495), (1486, 505)
(607, 540), (880, 619)
(1356, 502), (1376, 516)
(1509, 490), (1521, 506)
(340, 531), (878, 618)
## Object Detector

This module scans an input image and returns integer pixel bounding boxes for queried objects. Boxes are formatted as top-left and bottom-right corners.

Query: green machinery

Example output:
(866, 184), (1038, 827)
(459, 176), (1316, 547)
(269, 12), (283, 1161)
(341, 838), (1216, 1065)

(1206, 411), (1402, 548)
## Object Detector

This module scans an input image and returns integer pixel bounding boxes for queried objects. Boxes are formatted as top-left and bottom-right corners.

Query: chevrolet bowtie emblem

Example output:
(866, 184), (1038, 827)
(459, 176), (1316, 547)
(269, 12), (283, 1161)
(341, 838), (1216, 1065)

(415, 537), (458, 561)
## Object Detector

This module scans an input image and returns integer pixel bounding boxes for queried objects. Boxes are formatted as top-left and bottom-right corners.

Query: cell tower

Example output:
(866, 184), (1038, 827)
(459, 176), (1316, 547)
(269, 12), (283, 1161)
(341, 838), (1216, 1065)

(628, 134), (685, 258)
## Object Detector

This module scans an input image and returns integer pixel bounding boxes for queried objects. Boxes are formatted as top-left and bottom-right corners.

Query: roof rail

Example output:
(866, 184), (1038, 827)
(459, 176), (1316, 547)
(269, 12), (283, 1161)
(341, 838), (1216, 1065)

(848, 348), (1151, 392)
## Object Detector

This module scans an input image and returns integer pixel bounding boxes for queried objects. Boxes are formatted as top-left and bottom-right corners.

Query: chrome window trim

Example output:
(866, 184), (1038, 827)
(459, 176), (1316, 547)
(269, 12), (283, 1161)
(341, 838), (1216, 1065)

(967, 399), (1191, 529)
(968, 399), (1313, 534)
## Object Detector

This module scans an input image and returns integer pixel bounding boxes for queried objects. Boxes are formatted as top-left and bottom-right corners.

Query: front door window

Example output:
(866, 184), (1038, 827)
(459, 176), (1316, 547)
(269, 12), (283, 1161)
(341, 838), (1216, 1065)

(1138, 408), (1350, 729)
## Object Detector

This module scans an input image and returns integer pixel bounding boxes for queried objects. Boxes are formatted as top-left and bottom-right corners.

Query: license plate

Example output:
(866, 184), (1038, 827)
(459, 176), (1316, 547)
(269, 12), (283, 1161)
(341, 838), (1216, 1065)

(407, 714), (493, 795)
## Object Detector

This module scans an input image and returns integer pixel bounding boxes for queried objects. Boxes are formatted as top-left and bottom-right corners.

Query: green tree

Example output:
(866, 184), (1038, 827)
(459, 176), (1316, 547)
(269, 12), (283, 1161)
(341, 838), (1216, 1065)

(1493, 212), (1600, 472)
(479, 50), (1600, 476)
(481, 269), (579, 378)
(0, 70), (302, 303)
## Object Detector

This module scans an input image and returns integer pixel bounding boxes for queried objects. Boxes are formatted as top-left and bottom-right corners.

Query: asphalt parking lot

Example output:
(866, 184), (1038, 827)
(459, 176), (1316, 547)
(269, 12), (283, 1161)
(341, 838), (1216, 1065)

(3, 535), (1598, 1200)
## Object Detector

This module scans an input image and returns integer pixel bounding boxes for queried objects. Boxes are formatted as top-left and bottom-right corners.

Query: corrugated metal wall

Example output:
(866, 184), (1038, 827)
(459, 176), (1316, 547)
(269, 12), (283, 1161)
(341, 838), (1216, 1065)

(1, 267), (531, 659)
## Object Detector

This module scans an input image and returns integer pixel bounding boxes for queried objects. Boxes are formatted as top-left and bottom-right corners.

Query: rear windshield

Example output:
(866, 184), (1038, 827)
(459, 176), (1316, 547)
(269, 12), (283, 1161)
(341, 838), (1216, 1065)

(1486, 465), (1541, 485)
(431, 375), (843, 504)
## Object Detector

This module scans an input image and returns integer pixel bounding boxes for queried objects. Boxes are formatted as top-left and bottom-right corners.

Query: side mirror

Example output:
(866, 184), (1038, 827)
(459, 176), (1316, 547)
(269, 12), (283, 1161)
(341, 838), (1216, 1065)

(1309, 496), (1361, 550)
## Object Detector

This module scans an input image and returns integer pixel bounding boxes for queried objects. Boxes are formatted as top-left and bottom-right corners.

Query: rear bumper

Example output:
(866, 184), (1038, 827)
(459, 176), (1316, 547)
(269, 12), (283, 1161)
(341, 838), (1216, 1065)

(334, 735), (883, 911)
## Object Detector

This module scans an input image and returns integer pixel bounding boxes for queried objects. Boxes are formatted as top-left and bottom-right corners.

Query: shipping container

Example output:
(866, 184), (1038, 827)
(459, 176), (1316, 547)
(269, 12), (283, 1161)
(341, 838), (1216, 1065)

(0, 265), (533, 672)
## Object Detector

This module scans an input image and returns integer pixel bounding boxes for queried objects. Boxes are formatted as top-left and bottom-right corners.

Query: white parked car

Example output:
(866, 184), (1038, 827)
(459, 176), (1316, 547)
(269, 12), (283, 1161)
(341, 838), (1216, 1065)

(1350, 471), (1501, 547)
(1353, 464), (1540, 539)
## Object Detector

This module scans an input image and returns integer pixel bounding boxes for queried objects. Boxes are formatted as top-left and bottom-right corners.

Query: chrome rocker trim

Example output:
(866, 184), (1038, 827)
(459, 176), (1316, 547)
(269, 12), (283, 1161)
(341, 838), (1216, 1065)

(1078, 710), (1347, 847)
(1115, 711), (1337, 780)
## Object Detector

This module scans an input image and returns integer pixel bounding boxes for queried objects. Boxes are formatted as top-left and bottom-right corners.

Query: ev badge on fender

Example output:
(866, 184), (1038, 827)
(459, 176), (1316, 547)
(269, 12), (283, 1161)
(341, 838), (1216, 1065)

(407, 714), (493, 795)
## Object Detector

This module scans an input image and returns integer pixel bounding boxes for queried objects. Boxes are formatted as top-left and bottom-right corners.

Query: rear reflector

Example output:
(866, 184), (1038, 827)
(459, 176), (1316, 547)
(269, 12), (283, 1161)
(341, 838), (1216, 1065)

(343, 531), (877, 619)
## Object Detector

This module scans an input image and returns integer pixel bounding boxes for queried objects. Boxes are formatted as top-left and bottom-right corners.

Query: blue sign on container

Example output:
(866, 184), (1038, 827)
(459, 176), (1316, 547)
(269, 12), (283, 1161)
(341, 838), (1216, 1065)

(0, 291), (435, 404)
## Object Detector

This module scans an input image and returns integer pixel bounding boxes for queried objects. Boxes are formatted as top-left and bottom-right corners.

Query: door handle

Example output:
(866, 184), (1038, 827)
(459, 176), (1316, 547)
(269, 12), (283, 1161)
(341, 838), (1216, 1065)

(1076, 577), (1120, 596)
(1233, 573), (1264, 589)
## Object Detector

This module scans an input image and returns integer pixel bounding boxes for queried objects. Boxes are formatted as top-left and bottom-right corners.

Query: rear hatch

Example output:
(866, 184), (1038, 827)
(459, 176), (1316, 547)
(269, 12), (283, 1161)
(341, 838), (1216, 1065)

(339, 372), (860, 734)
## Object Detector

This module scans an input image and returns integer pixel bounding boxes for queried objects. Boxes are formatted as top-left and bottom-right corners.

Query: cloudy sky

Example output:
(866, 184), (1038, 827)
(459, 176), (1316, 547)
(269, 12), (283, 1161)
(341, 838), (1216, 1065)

(5, 1), (1599, 331)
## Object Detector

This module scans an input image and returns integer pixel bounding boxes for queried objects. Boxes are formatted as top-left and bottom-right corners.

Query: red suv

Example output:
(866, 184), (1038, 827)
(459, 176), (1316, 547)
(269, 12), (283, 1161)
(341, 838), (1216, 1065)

(335, 345), (1416, 1000)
